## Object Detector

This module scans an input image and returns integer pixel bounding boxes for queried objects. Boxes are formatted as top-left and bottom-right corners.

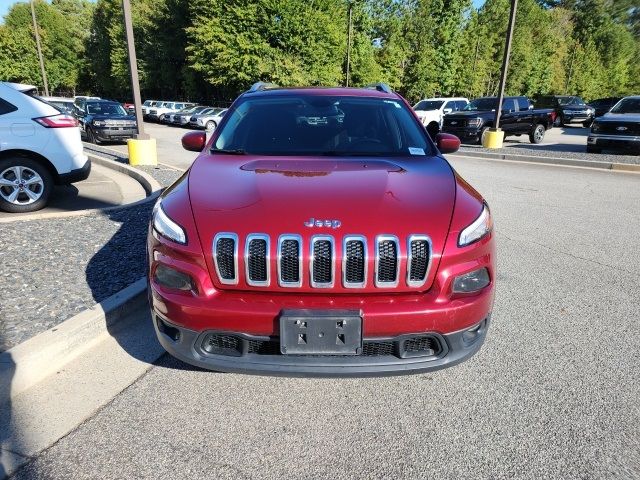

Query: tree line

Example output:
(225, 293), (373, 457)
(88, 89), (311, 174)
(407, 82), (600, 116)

(0, 0), (638, 103)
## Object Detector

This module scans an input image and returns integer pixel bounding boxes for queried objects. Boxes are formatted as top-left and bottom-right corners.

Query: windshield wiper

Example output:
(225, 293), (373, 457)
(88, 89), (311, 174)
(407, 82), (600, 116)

(211, 148), (246, 155)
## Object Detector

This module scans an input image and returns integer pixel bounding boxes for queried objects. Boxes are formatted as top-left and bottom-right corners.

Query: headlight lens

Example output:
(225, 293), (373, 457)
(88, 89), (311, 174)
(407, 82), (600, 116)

(591, 122), (600, 132)
(458, 204), (492, 247)
(467, 118), (483, 128)
(93, 120), (106, 126)
(453, 268), (490, 293)
(586, 108), (593, 114)
(153, 200), (187, 244)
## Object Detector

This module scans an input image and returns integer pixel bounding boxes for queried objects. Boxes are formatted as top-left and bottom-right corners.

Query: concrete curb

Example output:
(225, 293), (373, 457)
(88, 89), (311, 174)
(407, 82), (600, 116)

(0, 154), (163, 223)
(454, 149), (640, 173)
(0, 278), (148, 402)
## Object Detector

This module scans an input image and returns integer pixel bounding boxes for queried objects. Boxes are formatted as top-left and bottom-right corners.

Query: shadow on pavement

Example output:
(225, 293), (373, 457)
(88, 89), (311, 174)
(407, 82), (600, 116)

(84, 205), (202, 372)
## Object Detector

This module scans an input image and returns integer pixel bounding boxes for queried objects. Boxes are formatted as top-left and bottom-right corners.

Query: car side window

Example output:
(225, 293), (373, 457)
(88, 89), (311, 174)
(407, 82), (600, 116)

(517, 97), (529, 111)
(0, 97), (18, 115)
(444, 101), (456, 111)
(455, 100), (467, 110)
(503, 99), (516, 112)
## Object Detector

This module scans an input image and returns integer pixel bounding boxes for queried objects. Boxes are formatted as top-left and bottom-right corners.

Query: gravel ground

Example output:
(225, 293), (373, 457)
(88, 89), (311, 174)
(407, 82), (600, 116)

(0, 164), (183, 352)
(11, 157), (640, 479)
(459, 145), (640, 164)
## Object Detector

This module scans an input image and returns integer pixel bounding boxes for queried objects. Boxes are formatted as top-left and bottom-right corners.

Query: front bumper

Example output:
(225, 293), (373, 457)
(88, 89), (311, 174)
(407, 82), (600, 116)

(441, 127), (480, 143)
(153, 312), (490, 377)
(562, 112), (593, 123)
(94, 127), (137, 142)
(588, 134), (640, 151)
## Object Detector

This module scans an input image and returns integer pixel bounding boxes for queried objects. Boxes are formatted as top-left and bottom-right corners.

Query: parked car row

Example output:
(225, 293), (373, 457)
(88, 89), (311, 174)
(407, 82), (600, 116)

(142, 100), (229, 131)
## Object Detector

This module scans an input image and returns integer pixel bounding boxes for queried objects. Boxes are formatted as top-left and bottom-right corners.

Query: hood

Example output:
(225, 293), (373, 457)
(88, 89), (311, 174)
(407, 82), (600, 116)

(598, 112), (640, 123)
(445, 111), (488, 118)
(414, 110), (440, 122)
(188, 154), (457, 292)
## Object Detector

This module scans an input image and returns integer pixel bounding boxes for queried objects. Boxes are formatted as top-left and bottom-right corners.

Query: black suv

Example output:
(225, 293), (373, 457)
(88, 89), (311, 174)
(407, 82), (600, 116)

(73, 98), (137, 143)
(588, 97), (623, 118)
(534, 95), (594, 127)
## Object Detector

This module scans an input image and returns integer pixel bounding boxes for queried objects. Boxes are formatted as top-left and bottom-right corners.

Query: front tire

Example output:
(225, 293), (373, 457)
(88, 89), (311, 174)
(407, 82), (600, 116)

(86, 127), (99, 144)
(529, 124), (546, 144)
(206, 120), (217, 132)
(159, 114), (166, 122)
(0, 157), (53, 213)
(553, 114), (563, 127)
(478, 126), (490, 146)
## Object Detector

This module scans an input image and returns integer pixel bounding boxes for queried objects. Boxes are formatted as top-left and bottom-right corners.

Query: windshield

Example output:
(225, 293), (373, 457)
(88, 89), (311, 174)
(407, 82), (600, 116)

(610, 98), (640, 114)
(213, 95), (431, 157)
(464, 98), (498, 111)
(87, 102), (127, 115)
(414, 100), (444, 111)
(558, 96), (585, 106)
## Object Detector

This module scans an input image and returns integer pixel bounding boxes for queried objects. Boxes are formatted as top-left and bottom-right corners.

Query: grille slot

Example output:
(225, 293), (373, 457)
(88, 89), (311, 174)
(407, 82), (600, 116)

(311, 237), (334, 287)
(213, 233), (238, 284)
(376, 236), (399, 287)
(361, 341), (395, 356)
(343, 237), (366, 287)
(278, 235), (302, 287)
(407, 236), (431, 287)
(246, 235), (269, 286)
(401, 335), (442, 358)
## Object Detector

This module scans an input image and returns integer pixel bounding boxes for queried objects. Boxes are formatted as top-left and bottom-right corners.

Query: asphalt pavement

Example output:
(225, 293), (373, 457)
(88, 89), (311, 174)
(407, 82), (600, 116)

(10, 155), (640, 479)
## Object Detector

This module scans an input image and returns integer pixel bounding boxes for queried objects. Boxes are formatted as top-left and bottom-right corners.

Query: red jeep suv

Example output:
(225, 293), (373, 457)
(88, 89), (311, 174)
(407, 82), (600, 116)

(147, 83), (495, 376)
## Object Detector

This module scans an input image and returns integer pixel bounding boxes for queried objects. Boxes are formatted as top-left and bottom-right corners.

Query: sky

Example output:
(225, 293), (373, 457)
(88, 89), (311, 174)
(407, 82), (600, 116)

(1, 0), (487, 23)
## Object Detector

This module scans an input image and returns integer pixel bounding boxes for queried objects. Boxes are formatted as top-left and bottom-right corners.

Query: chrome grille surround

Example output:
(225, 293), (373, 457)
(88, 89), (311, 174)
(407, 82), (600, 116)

(375, 235), (400, 288)
(277, 234), (303, 287)
(406, 235), (432, 288)
(213, 233), (239, 285)
(245, 234), (270, 287)
(309, 235), (335, 288)
(342, 235), (367, 288)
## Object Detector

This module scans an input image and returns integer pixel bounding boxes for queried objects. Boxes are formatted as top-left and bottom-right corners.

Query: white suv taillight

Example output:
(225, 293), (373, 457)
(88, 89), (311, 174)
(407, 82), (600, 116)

(33, 114), (79, 128)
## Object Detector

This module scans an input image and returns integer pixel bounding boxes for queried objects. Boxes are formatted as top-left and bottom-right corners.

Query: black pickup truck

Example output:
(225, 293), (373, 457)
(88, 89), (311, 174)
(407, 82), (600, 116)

(441, 96), (554, 145)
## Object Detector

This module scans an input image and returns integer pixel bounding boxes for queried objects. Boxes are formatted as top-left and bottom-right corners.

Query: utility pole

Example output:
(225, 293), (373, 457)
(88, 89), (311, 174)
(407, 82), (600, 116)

(30, 0), (49, 96)
(122, 0), (148, 139)
(493, 0), (517, 130)
(345, 2), (353, 87)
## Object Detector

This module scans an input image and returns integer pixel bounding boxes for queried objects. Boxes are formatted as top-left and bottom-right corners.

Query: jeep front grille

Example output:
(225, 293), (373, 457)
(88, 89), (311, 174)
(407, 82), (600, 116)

(212, 233), (432, 289)
(213, 233), (238, 285)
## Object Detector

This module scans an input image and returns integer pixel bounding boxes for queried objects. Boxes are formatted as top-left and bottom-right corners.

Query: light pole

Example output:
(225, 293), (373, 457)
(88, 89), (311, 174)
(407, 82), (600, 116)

(122, 0), (148, 140)
(492, 0), (517, 132)
(30, 0), (49, 96)
(345, 2), (353, 87)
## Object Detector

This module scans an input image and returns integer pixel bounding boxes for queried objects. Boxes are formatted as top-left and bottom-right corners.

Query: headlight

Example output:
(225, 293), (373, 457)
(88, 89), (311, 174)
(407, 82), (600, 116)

(153, 200), (187, 244)
(93, 120), (106, 126)
(467, 118), (483, 128)
(458, 204), (492, 247)
(586, 108), (593, 114)
(591, 122), (600, 132)
(562, 109), (572, 114)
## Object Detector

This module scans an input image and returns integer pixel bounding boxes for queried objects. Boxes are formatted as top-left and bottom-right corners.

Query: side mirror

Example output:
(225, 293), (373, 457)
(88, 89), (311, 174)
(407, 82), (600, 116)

(443, 108), (452, 114)
(182, 131), (206, 152)
(435, 133), (460, 154)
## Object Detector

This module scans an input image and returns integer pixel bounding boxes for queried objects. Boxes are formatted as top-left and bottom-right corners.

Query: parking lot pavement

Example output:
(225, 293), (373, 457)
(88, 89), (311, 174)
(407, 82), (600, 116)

(11, 157), (640, 479)
(0, 164), (144, 220)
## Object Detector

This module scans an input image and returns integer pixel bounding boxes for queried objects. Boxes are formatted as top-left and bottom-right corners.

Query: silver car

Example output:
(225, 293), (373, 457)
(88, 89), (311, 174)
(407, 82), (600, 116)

(196, 108), (228, 131)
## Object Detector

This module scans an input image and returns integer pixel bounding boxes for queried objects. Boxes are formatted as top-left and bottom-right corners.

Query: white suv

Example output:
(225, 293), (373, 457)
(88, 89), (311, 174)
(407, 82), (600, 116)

(413, 97), (469, 135)
(0, 82), (90, 213)
(149, 101), (195, 122)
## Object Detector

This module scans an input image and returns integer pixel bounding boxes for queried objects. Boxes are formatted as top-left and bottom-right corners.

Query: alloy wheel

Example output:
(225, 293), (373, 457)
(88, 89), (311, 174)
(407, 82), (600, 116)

(0, 166), (45, 205)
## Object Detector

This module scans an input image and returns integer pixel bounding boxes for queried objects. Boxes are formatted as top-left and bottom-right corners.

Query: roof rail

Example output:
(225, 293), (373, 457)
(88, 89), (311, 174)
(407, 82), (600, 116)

(248, 81), (279, 93)
(364, 83), (393, 94)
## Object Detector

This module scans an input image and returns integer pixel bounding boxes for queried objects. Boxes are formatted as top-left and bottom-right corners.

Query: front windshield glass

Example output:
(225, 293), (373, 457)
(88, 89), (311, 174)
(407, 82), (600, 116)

(87, 102), (127, 115)
(464, 98), (498, 111)
(213, 95), (430, 157)
(558, 96), (585, 106)
(414, 100), (444, 111)
(610, 98), (640, 114)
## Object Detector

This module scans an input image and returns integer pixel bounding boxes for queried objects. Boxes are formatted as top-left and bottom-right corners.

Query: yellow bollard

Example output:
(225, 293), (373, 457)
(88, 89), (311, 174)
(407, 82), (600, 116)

(127, 138), (158, 166)
(482, 128), (504, 149)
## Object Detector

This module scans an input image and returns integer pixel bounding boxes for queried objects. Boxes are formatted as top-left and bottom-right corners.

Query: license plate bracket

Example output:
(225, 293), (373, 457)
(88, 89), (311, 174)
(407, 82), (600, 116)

(279, 309), (362, 355)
